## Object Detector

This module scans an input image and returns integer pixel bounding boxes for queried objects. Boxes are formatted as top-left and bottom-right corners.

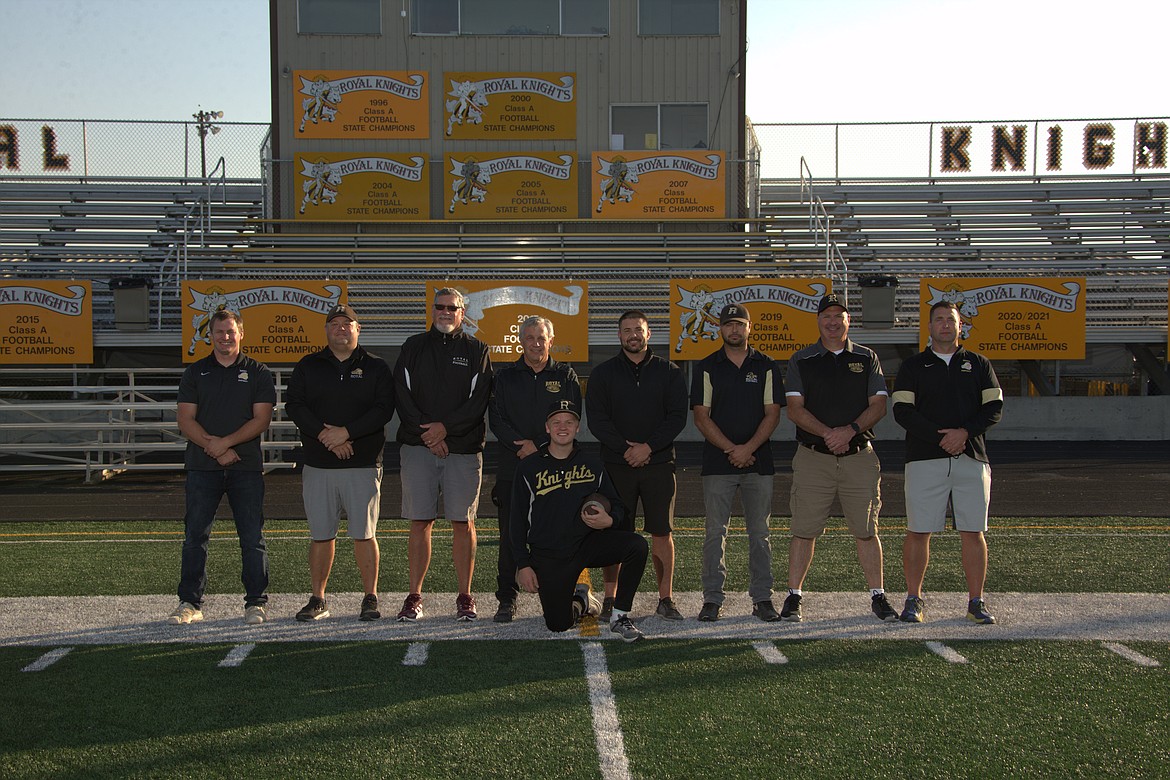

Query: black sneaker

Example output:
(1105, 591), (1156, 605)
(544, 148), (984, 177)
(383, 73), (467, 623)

(493, 600), (516, 623)
(656, 597), (684, 620)
(697, 602), (722, 622)
(296, 595), (329, 622)
(752, 600), (781, 622)
(967, 598), (997, 624)
(599, 596), (616, 622)
(359, 593), (381, 621)
(610, 615), (644, 643)
(780, 592), (803, 622)
(871, 593), (898, 622)
(900, 596), (925, 623)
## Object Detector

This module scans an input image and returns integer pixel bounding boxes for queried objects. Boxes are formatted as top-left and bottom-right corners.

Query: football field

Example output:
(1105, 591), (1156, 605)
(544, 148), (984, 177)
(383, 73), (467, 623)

(2, 519), (1168, 779)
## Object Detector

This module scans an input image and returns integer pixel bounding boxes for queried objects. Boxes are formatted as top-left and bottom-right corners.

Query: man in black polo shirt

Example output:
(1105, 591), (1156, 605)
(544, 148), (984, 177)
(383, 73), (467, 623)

(286, 304), (395, 623)
(690, 303), (784, 622)
(170, 308), (276, 626)
(783, 294), (897, 623)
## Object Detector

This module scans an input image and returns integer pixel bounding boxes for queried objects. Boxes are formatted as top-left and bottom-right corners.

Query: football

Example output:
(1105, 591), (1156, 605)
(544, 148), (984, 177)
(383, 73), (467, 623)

(581, 492), (612, 516)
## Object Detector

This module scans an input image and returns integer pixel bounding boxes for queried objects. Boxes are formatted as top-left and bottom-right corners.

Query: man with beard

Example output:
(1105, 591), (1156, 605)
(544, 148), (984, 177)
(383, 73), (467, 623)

(393, 288), (493, 622)
(782, 294), (897, 623)
(690, 304), (784, 622)
(286, 304), (394, 622)
(488, 315), (580, 623)
(586, 310), (689, 620)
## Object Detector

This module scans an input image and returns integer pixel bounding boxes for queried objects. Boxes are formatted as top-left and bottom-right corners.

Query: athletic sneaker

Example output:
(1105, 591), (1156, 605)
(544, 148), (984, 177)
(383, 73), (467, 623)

(967, 598), (997, 624)
(872, 593), (899, 622)
(397, 593), (424, 622)
(168, 601), (203, 625)
(572, 584), (601, 623)
(780, 592), (803, 622)
(697, 602), (722, 622)
(656, 597), (684, 620)
(296, 596), (329, 622)
(359, 593), (381, 621)
(752, 600), (781, 622)
(900, 596), (925, 623)
(493, 600), (516, 623)
(610, 615), (645, 643)
(599, 596), (616, 622)
(244, 605), (266, 625)
(456, 593), (478, 621)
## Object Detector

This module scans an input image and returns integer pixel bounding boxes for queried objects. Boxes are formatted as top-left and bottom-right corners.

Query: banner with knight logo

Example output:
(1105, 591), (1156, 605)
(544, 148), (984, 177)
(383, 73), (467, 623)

(181, 281), (347, 364)
(919, 278), (1086, 359)
(442, 72), (576, 139)
(670, 278), (829, 361)
(293, 70), (428, 139)
(425, 280), (588, 361)
(591, 151), (725, 219)
(294, 153), (428, 220)
(0, 280), (92, 364)
(443, 152), (576, 219)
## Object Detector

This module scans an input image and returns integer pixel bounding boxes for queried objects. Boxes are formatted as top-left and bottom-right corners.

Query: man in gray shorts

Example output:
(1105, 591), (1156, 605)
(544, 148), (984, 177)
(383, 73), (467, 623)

(393, 287), (493, 621)
(892, 300), (1004, 624)
(286, 304), (394, 622)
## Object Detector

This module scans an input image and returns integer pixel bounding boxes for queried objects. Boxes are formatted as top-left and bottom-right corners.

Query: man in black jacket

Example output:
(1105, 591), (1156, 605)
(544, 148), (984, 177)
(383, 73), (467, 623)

(393, 287), (493, 622)
(488, 315), (580, 622)
(892, 300), (1004, 625)
(586, 310), (689, 620)
(286, 304), (394, 622)
(512, 400), (649, 642)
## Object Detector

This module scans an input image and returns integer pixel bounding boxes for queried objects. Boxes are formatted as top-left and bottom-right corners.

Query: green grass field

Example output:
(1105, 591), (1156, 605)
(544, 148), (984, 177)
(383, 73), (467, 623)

(2, 518), (1168, 779)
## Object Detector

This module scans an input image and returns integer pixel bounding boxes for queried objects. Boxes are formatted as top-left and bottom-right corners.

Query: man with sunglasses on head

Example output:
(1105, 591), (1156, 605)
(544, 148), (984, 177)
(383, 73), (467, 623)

(393, 287), (493, 622)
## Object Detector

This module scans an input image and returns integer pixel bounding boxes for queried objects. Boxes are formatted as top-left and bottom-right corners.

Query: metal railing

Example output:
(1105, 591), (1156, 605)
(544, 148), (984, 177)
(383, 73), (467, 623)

(799, 157), (849, 302)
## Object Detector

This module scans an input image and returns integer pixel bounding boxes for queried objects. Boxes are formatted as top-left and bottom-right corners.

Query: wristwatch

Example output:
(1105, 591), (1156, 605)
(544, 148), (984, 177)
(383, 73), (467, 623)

(849, 422), (861, 434)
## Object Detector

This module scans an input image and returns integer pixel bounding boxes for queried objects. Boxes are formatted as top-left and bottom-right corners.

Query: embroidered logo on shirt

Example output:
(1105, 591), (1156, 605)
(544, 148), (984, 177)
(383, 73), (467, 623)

(452, 356), (470, 368)
(545, 380), (561, 393)
(534, 463), (597, 496)
(961, 361), (973, 372)
(350, 368), (364, 380)
(848, 362), (864, 373)
(237, 370), (249, 382)
(744, 371), (759, 384)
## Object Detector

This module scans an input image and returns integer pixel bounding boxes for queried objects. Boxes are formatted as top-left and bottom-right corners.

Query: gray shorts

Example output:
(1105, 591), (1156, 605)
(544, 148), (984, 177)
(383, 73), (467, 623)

(399, 445), (482, 523)
(905, 455), (991, 533)
(302, 464), (382, 541)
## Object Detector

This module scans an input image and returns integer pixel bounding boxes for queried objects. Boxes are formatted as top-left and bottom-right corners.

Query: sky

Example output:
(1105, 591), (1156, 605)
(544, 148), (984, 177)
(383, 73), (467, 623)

(1, 0), (1165, 124)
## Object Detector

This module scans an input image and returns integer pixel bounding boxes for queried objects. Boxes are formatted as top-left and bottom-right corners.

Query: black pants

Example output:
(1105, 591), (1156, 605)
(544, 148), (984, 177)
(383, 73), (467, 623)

(530, 531), (648, 633)
(494, 479), (519, 604)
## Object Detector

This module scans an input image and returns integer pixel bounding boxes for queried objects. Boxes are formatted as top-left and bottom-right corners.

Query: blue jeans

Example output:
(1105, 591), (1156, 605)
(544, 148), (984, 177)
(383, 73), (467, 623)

(179, 469), (268, 608)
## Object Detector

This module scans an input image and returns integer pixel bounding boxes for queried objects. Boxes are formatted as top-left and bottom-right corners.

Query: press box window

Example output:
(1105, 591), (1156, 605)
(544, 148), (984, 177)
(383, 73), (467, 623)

(412, 0), (608, 35)
(298, 0), (381, 34)
(611, 104), (709, 150)
(639, 0), (719, 35)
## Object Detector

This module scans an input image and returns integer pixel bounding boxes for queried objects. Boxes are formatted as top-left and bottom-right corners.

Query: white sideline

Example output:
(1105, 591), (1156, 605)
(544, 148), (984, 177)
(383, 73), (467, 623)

(752, 641), (789, 664)
(582, 641), (632, 780)
(20, 646), (72, 672)
(218, 643), (255, 668)
(403, 642), (429, 666)
(925, 641), (969, 664)
(1101, 641), (1162, 667)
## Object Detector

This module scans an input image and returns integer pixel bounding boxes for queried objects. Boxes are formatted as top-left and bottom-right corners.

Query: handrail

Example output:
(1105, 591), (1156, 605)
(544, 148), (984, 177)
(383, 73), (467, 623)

(799, 157), (849, 303)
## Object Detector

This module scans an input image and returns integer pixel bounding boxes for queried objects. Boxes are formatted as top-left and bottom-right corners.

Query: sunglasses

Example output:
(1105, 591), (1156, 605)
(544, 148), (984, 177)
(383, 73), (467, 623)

(433, 304), (462, 312)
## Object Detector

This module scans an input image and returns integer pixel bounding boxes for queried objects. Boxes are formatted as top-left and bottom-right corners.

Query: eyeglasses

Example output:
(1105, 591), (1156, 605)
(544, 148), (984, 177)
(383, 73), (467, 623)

(433, 304), (462, 312)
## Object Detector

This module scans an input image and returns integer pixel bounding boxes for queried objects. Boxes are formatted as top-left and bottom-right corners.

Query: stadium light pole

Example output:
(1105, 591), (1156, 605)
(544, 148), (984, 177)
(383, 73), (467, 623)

(193, 108), (224, 178)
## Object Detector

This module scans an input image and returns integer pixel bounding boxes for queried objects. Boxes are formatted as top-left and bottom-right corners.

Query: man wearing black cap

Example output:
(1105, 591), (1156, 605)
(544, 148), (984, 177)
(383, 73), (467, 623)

(286, 303), (395, 622)
(690, 302), (784, 622)
(511, 400), (649, 642)
(782, 293), (897, 623)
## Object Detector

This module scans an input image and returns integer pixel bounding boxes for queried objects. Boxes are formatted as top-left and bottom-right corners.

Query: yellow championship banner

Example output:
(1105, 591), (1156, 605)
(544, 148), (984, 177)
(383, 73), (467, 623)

(443, 72), (576, 139)
(294, 152), (428, 221)
(182, 280), (347, 365)
(670, 278), (829, 361)
(426, 280), (588, 361)
(444, 152), (576, 219)
(293, 70), (428, 139)
(919, 278), (1086, 359)
(0, 280), (92, 364)
(591, 151), (725, 219)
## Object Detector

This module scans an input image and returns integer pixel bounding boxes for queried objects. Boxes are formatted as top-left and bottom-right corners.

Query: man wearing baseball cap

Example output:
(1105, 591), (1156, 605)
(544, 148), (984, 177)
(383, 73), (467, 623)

(286, 303), (395, 622)
(691, 302), (784, 622)
(510, 400), (649, 642)
(782, 293), (897, 623)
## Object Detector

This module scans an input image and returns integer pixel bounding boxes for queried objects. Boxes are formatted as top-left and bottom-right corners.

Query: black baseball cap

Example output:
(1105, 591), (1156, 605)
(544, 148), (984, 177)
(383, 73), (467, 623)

(546, 399), (581, 420)
(326, 303), (359, 324)
(718, 303), (751, 325)
(817, 294), (848, 314)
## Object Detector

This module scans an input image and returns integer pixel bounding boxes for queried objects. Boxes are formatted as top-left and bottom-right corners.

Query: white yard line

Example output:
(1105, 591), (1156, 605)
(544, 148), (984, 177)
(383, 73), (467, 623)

(1101, 641), (1162, 667)
(403, 642), (429, 666)
(218, 643), (256, 668)
(751, 641), (789, 664)
(21, 646), (72, 672)
(581, 641), (632, 780)
(925, 641), (969, 664)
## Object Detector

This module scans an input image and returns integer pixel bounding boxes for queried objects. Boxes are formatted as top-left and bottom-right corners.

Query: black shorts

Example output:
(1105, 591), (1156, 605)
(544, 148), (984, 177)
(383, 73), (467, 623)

(607, 461), (677, 536)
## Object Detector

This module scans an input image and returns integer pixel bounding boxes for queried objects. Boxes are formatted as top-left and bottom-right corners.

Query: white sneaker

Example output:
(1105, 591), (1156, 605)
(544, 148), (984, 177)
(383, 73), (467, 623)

(244, 605), (267, 625)
(168, 601), (203, 625)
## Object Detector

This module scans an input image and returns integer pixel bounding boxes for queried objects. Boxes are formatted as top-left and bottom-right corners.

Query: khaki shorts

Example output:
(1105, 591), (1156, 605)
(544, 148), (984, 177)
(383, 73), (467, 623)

(400, 445), (482, 523)
(302, 465), (382, 541)
(789, 444), (881, 538)
(904, 455), (991, 533)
